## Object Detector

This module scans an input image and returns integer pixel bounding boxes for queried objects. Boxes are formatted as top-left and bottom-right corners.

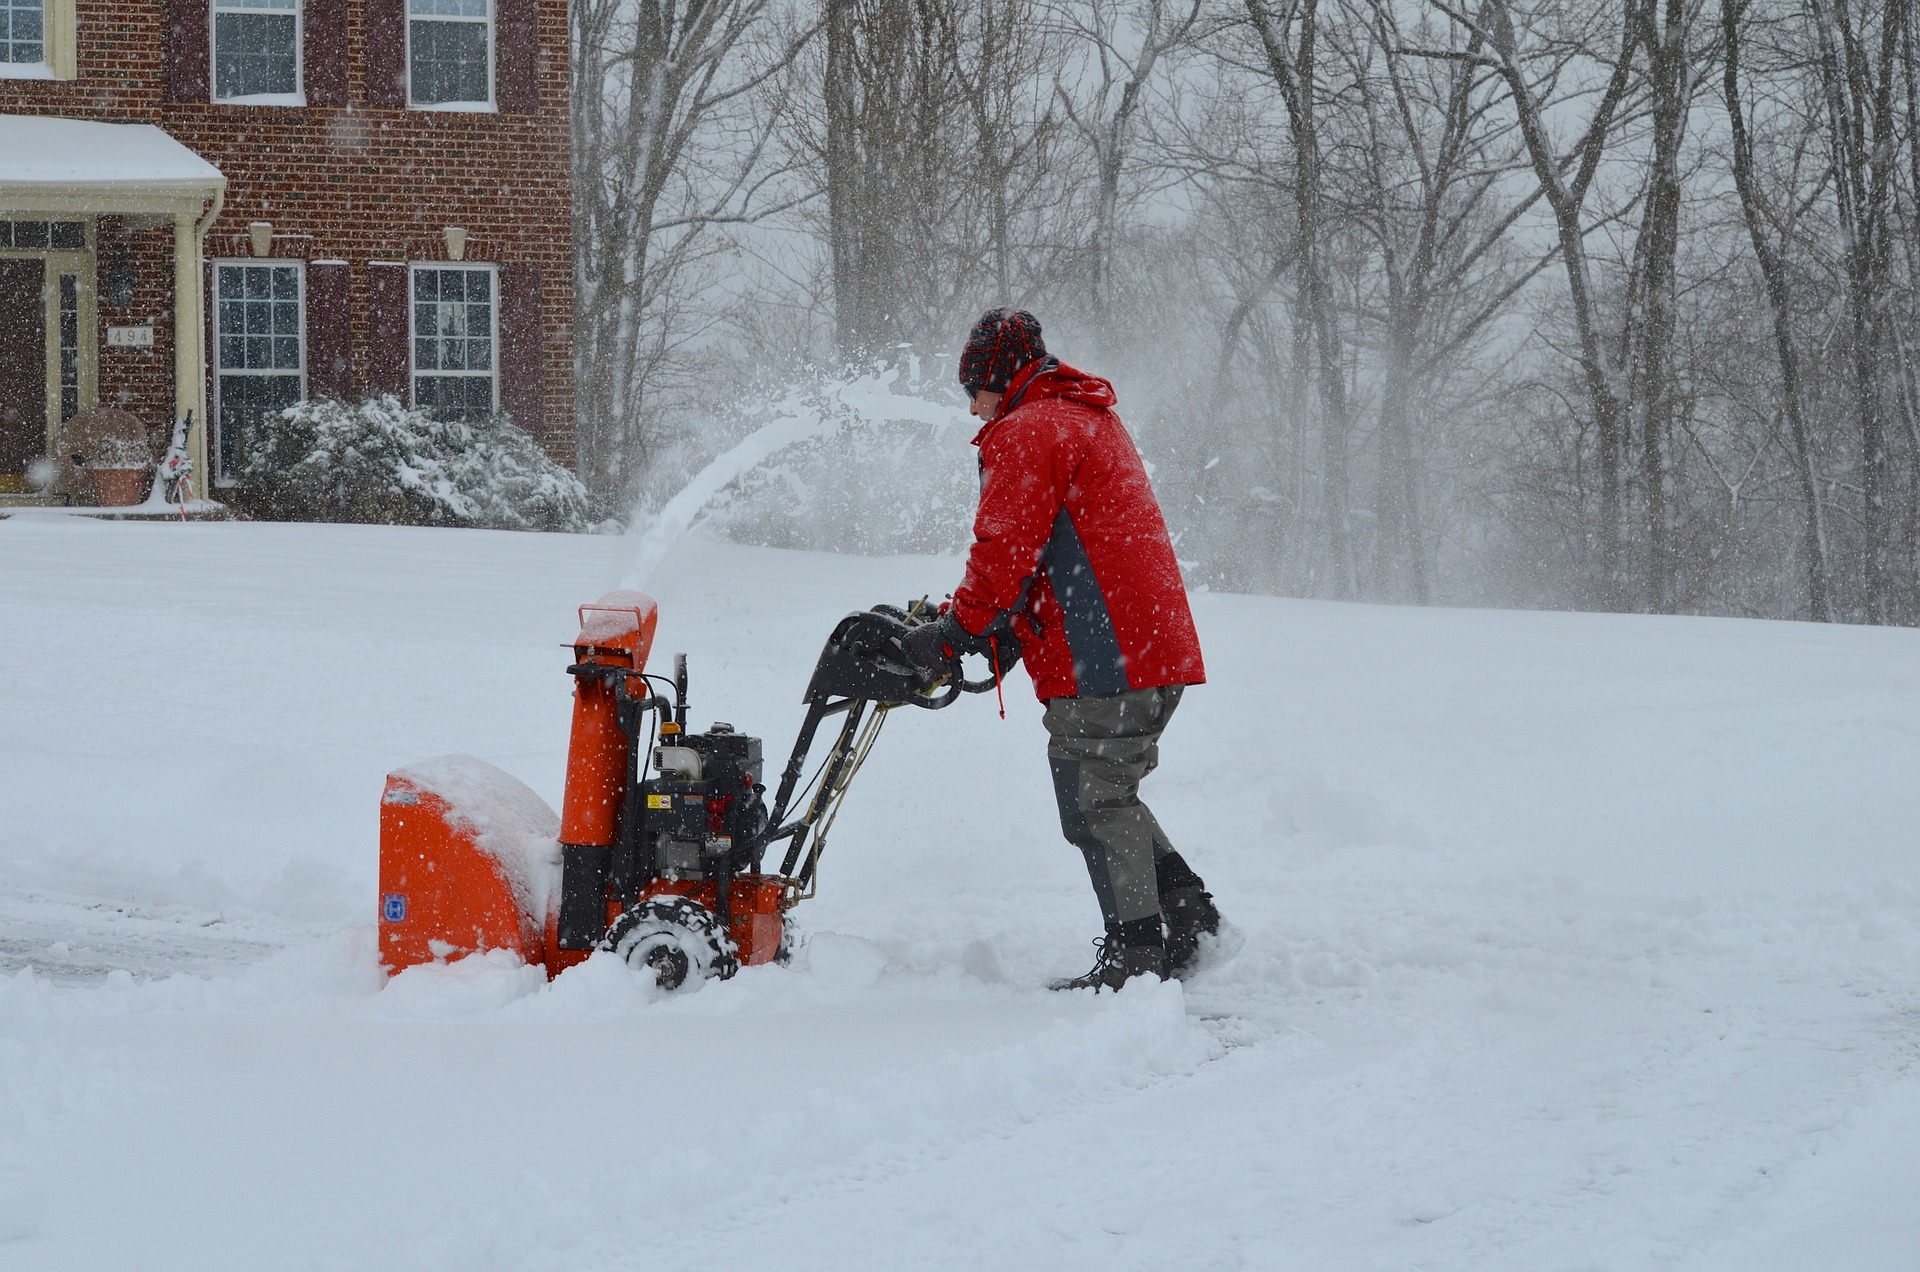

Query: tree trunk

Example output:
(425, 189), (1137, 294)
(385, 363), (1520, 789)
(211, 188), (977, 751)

(825, 0), (871, 361)
(1247, 0), (1354, 597)
(1811, 0), (1900, 621)
(1477, 0), (1638, 609)
(1721, 0), (1830, 621)
(1629, 0), (1689, 613)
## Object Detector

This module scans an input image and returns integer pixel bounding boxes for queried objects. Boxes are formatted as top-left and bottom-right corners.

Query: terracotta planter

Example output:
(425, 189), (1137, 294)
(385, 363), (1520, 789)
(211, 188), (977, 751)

(90, 466), (151, 507)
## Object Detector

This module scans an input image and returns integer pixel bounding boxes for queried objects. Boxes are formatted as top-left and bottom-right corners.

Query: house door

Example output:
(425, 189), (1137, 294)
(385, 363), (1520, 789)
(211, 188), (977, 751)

(0, 258), (45, 491)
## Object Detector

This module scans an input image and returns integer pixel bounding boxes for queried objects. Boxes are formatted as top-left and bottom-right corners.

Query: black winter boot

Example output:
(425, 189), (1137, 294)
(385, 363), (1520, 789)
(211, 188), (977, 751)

(1050, 915), (1168, 992)
(1048, 937), (1168, 991)
(1162, 885), (1221, 979)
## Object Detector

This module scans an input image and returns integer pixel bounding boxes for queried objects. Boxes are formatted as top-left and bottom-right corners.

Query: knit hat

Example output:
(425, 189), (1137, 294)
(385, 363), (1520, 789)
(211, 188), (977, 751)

(957, 308), (1046, 396)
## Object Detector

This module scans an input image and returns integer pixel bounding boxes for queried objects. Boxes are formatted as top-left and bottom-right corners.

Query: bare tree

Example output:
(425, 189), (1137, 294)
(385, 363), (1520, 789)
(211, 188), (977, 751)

(1246, 0), (1359, 597)
(578, 0), (1920, 626)
(1618, 0), (1691, 611)
(822, 0), (1063, 361)
(1721, 0), (1831, 619)
(1430, 0), (1643, 607)
(1341, 0), (1549, 602)
(572, 0), (812, 498)
(1808, 0), (1905, 621)
(1051, 0), (1203, 327)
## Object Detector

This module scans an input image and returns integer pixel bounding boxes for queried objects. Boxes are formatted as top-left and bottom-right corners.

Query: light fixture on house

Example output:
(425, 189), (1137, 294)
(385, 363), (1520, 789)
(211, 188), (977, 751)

(248, 221), (273, 258)
(104, 246), (135, 308)
(443, 226), (467, 261)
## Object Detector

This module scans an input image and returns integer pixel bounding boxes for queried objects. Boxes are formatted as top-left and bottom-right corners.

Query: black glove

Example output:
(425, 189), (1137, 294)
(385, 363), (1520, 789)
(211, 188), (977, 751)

(902, 611), (980, 678)
(982, 616), (1023, 671)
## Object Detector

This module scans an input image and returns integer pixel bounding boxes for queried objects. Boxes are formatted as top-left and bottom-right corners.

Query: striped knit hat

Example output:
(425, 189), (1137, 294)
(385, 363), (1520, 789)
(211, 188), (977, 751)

(957, 308), (1046, 396)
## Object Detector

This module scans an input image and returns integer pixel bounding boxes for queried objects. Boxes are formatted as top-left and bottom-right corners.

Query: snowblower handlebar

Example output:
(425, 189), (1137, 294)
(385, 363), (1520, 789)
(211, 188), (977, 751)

(799, 607), (997, 709)
(756, 607), (1001, 892)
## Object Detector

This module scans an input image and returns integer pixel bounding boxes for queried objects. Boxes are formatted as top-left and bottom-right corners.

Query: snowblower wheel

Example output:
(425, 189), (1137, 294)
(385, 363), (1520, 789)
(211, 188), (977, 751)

(602, 895), (738, 991)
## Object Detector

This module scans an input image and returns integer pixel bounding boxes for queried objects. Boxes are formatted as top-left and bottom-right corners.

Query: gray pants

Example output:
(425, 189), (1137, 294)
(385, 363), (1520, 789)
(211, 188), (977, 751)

(1044, 685), (1185, 931)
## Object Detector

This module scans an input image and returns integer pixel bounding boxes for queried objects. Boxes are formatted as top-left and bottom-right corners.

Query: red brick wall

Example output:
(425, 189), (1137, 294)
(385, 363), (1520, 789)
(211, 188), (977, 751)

(0, 0), (575, 464)
(92, 218), (178, 437)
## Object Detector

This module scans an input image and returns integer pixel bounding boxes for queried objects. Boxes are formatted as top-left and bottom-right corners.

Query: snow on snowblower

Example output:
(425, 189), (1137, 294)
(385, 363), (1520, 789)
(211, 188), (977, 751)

(377, 591), (995, 989)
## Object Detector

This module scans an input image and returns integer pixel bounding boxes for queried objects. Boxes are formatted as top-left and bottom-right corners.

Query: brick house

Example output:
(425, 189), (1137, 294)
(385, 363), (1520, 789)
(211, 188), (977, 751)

(0, 0), (572, 500)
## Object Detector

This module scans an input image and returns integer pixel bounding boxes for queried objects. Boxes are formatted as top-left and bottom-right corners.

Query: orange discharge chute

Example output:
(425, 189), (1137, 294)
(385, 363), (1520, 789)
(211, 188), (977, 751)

(559, 591), (658, 847)
(377, 590), (658, 976)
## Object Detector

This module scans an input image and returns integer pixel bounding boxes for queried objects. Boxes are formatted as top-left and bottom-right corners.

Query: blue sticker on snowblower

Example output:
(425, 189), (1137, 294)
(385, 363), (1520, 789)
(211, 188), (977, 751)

(382, 893), (407, 923)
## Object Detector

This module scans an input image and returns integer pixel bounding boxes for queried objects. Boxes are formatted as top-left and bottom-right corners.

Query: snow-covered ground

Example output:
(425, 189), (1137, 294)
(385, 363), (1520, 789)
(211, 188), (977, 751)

(2, 513), (1917, 1270)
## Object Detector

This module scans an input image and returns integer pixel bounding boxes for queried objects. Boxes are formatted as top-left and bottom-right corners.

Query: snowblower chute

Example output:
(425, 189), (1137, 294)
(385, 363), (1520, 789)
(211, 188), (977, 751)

(378, 593), (993, 989)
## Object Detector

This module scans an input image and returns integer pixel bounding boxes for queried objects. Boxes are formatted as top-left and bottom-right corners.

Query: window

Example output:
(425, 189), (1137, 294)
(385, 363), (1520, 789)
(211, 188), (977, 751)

(0, 221), (85, 249)
(408, 0), (490, 108)
(0, 0), (41, 65)
(213, 0), (301, 101)
(58, 274), (77, 424)
(214, 263), (304, 482)
(0, 0), (70, 77)
(411, 265), (495, 419)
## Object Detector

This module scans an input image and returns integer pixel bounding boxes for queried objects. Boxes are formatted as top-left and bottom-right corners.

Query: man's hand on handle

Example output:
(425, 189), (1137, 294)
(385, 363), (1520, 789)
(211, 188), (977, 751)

(901, 607), (1023, 683)
(902, 611), (978, 679)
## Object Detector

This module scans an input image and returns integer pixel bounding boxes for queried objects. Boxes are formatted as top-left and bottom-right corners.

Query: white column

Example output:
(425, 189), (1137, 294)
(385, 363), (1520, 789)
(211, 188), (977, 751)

(174, 210), (208, 499)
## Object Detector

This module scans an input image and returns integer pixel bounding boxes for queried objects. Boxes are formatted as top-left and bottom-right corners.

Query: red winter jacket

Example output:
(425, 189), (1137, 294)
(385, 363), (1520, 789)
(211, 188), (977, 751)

(950, 357), (1205, 701)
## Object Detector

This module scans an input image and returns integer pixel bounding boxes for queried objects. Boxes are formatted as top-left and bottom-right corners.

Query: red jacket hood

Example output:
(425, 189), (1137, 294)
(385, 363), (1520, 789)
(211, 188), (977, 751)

(970, 359), (1117, 446)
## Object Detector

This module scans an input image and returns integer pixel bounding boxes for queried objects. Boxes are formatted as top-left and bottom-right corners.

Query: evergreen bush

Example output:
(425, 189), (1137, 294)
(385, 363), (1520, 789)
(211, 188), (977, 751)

(231, 395), (597, 532)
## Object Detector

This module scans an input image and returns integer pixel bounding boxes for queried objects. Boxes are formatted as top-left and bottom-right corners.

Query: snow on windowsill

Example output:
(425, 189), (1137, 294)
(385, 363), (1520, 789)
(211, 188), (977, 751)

(409, 100), (497, 114)
(0, 61), (60, 80)
(214, 93), (308, 108)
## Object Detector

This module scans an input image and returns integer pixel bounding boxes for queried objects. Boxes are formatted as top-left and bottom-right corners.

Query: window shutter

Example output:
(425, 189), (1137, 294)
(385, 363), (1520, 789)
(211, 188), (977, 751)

(499, 264), (543, 432)
(305, 0), (349, 107)
(168, 0), (211, 101)
(367, 262), (411, 401)
(307, 261), (352, 399)
(495, 0), (539, 113)
(365, 0), (408, 109)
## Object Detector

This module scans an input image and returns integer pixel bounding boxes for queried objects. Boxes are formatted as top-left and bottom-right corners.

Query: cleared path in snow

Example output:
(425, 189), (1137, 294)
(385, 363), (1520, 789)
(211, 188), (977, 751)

(1, 516), (1917, 1269)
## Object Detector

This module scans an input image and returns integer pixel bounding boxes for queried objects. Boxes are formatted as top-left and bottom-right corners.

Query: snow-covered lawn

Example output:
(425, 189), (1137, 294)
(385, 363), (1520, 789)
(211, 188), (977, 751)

(2, 514), (1917, 1270)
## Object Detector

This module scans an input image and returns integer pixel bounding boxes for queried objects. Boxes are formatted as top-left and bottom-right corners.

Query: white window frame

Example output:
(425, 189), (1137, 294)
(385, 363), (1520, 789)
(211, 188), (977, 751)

(408, 262), (499, 416)
(405, 0), (495, 113)
(210, 0), (306, 106)
(0, 0), (74, 80)
(211, 259), (308, 486)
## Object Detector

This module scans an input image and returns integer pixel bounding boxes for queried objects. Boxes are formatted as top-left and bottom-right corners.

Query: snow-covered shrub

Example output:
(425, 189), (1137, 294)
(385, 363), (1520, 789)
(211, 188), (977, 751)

(231, 395), (596, 531)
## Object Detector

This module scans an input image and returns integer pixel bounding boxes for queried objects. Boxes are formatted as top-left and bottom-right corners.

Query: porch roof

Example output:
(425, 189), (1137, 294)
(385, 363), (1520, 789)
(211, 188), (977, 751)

(0, 115), (225, 217)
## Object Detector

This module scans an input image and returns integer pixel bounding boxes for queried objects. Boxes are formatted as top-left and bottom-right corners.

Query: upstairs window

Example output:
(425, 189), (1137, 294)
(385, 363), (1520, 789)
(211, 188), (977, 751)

(0, 0), (43, 65)
(213, 0), (302, 102)
(412, 265), (495, 419)
(408, 0), (491, 108)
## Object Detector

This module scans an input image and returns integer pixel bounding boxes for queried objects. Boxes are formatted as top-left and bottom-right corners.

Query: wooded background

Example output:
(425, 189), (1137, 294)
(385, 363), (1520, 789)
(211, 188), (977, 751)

(571, 0), (1920, 625)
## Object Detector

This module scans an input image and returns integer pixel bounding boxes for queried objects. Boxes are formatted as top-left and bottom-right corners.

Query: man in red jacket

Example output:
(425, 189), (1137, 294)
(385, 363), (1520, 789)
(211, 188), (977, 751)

(904, 308), (1221, 991)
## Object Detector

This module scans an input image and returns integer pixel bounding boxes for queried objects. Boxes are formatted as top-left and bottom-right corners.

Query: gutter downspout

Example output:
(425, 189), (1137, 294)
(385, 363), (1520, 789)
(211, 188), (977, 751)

(177, 184), (224, 503)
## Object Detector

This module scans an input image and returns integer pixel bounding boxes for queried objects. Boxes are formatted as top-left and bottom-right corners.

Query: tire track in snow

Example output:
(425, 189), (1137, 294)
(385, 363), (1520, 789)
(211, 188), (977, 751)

(0, 889), (302, 985)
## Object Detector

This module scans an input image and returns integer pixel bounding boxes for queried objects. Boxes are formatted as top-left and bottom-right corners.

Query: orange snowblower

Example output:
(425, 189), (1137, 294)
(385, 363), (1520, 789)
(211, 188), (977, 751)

(378, 592), (994, 989)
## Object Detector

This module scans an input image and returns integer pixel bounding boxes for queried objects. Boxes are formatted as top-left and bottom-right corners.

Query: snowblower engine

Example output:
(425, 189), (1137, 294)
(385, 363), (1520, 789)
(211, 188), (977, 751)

(377, 592), (995, 990)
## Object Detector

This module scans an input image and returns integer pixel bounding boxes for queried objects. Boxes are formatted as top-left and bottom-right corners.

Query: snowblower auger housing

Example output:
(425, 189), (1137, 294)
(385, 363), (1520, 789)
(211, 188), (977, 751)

(378, 596), (994, 989)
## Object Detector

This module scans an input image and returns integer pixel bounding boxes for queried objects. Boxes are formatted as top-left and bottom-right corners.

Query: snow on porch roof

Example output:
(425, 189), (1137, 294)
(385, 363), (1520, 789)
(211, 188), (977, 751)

(0, 114), (225, 215)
